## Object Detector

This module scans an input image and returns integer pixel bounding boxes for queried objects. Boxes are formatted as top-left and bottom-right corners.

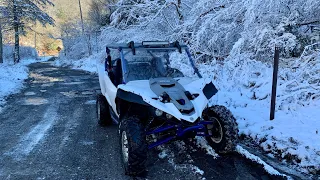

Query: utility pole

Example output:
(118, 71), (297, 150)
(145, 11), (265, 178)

(78, 0), (92, 56)
(78, 0), (85, 34)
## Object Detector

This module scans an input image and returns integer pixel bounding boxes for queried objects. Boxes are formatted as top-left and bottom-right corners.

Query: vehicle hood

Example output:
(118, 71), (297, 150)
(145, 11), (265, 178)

(118, 77), (217, 123)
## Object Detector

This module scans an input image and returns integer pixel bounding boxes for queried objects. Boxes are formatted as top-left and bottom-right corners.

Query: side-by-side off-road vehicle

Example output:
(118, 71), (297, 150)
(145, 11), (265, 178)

(96, 41), (239, 176)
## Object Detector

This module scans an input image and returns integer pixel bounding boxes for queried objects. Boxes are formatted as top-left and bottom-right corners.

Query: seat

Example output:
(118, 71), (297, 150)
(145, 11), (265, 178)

(113, 59), (123, 86)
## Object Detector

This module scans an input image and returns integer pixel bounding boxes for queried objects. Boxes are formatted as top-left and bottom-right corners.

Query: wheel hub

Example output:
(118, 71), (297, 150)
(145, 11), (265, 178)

(121, 131), (129, 163)
(207, 117), (223, 143)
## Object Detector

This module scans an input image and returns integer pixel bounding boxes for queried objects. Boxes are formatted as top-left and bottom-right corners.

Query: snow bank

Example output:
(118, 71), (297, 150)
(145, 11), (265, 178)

(0, 57), (51, 112)
(3, 45), (39, 63)
(218, 91), (320, 174)
(236, 145), (287, 177)
(54, 52), (104, 73)
(0, 63), (28, 109)
(205, 54), (320, 174)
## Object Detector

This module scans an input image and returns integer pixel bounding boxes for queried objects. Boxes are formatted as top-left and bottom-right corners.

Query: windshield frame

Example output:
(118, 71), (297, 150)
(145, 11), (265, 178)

(108, 42), (202, 83)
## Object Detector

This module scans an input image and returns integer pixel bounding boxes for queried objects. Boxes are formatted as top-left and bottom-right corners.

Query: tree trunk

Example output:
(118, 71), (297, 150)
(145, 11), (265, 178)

(78, 0), (85, 34)
(13, 1), (20, 63)
(0, 23), (3, 64)
(87, 34), (92, 56)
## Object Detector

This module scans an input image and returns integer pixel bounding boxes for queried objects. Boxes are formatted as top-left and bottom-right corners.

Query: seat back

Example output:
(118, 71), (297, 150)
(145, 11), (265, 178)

(114, 59), (123, 86)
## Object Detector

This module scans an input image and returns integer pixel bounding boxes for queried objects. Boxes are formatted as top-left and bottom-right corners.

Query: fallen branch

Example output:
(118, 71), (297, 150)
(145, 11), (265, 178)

(296, 20), (320, 26)
(168, 2), (183, 21)
(199, 5), (225, 17)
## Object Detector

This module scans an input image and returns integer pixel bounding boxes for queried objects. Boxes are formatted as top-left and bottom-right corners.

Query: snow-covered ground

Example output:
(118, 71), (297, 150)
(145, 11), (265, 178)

(208, 56), (320, 174)
(216, 90), (320, 174)
(0, 57), (51, 112)
(54, 54), (100, 73)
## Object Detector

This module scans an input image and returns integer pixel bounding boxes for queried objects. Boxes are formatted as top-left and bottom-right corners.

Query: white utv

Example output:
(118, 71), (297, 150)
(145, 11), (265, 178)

(96, 41), (239, 176)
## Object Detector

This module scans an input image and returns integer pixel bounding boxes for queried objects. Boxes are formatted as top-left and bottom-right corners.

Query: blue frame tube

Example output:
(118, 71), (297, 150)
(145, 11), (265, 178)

(146, 125), (176, 135)
(147, 121), (214, 149)
(177, 124), (205, 136)
(199, 121), (215, 125)
(185, 48), (202, 78)
(148, 136), (175, 149)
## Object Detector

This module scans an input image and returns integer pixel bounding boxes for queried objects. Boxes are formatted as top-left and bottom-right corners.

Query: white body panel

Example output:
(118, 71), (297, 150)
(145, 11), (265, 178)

(97, 64), (118, 115)
(118, 78), (211, 123)
(97, 62), (213, 123)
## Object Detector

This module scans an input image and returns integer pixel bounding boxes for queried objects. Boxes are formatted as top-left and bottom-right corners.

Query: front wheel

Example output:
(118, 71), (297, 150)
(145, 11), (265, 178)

(205, 105), (239, 153)
(119, 116), (147, 176)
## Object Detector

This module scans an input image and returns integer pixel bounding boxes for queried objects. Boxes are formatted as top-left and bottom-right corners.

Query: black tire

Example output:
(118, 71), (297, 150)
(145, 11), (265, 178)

(205, 105), (239, 153)
(119, 116), (147, 176)
(96, 94), (112, 126)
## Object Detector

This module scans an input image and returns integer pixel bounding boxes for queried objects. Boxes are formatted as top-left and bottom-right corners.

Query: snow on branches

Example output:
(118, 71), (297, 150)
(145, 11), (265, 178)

(109, 0), (320, 62)
(110, 0), (183, 29)
(3, 0), (55, 29)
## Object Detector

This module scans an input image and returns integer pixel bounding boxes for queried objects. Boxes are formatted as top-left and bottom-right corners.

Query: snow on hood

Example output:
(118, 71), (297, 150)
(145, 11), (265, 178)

(118, 77), (213, 123)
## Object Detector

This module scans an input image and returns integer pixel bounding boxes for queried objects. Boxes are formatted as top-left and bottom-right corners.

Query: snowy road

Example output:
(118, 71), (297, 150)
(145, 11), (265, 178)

(0, 61), (287, 179)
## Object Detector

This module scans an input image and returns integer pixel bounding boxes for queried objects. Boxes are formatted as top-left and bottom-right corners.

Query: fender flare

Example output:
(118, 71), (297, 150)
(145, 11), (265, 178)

(203, 82), (218, 100)
(116, 89), (150, 106)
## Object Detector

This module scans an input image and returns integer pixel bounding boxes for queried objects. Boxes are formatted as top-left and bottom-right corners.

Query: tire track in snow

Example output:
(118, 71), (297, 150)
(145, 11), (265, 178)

(59, 107), (82, 149)
(156, 141), (205, 179)
(5, 104), (58, 160)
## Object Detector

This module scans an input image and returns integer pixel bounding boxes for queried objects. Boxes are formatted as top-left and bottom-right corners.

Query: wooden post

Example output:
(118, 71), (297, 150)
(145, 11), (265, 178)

(270, 47), (280, 120)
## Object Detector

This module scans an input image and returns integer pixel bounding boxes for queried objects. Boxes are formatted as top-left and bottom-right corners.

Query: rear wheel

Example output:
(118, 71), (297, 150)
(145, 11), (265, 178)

(205, 105), (239, 153)
(119, 116), (147, 176)
(96, 94), (112, 126)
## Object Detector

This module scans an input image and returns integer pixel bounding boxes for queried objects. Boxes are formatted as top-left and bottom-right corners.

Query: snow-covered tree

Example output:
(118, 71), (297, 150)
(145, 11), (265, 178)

(109, 0), (320, 62)
(110, 0), (183, 29)
(3, 0), (55, 63)
(88, 0), (111, 28)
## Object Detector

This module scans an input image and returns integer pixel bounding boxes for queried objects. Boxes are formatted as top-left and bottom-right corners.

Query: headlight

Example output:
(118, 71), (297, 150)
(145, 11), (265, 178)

(155, 109), (163, 116)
